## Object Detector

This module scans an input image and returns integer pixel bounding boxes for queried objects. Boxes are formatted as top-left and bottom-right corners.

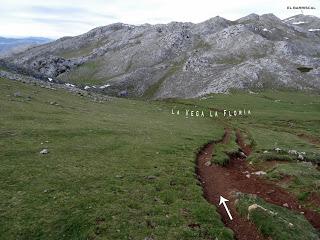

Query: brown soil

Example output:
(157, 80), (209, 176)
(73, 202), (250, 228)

(196, 129), (320, 240)
(235, 129), (252, 156)
(297, 133), (320, 146)
(308, 192), (320, 207)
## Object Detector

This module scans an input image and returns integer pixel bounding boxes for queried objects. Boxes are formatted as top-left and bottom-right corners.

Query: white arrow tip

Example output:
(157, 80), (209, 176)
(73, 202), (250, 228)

(219, 196), (229, 205)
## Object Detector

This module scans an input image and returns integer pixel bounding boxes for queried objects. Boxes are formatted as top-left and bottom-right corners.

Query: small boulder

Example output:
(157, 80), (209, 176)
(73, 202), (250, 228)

(253, 171), (267, 176)
(288, 150), (297, 155)
(205, 161), (211, 166)
(40, 149), (49, 154)
(274, 147), (281, 153)
(248, 203), (259, 212)
(297, 154), (304, 160)
(13, 91), (22, 97)
(239, 151), (247, 158)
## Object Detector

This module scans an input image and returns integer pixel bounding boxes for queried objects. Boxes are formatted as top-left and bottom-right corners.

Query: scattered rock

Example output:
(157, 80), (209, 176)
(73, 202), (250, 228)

(283, 203), (289, 208)
(239, 151), (247, 158)
(288, 149), (297, 155)
(204, 161), (211, 166)
(274, 147), (281, 153)
(252, 171), (267, 176)
(248, 203), (259, 212)
(40, 149), (49, 154)
(13, 91), (22, 97)
(246, 174), (251, 178)
(297, 154), (304, 160)
(263, 150), (269, 154)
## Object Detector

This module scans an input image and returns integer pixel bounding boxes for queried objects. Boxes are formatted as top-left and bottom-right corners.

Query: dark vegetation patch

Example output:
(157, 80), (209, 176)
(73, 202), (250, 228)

(297, 67), (313, 73)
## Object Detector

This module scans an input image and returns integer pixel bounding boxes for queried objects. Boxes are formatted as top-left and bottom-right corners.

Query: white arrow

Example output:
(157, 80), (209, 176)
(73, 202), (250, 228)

(219, 196), (233, 220)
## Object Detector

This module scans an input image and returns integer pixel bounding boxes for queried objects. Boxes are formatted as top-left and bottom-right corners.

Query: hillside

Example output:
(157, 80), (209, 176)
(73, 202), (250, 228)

(1, 76), (320, 239)
(0, 13), (319, 99)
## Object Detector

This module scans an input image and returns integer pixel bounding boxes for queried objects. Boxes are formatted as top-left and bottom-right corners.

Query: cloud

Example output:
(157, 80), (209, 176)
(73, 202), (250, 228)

(0, 0), (319, 38)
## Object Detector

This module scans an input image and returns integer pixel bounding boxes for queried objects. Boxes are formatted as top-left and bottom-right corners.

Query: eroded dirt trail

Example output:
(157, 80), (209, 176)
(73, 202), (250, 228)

(196, 129), (320, 240)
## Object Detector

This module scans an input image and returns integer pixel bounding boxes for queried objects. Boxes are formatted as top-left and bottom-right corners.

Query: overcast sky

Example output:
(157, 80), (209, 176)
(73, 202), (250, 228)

(0, 0), (319, 39)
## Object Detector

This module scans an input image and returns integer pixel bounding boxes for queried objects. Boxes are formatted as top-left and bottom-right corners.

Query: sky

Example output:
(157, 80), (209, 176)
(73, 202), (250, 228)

(0, 0), (319, 39)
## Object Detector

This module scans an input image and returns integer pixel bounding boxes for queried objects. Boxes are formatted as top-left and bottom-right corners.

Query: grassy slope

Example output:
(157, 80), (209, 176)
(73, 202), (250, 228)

(1, 78), (320, 239)
(0, 78), (233, 240)
(57, 60), (107, 86)
(236, 194), (319, 240)
(171, 91), (320, 210)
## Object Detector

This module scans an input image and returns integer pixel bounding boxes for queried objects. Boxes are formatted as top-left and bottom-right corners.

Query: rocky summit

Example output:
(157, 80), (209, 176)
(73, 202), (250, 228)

(1, 13), (319, 99)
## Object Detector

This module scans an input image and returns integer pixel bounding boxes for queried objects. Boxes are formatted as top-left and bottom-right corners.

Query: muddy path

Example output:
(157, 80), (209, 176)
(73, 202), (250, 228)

(196, 129), (320, 240)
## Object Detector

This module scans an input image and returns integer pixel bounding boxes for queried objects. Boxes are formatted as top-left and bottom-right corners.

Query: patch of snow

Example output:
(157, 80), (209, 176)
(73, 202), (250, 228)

(283, 18), (295, 22)
(48, 78), (53, 82)
(65, 83), (75, 87)
(99, 84), (111, 89)
(308, 29), (320, 32)
(262, 28), (270, 32)
(292, 21), (306, 25)
(84, 86), (91, 90)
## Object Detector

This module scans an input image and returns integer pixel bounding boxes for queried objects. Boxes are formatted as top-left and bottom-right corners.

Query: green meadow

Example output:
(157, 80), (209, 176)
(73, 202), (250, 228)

(1, 77), (320, 239)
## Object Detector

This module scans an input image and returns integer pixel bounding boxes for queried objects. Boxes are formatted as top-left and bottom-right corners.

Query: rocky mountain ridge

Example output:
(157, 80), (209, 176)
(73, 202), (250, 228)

(1, 13), (319, 98)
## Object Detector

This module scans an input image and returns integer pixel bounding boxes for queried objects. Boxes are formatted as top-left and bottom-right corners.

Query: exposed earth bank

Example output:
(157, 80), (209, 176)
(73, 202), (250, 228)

(196, 129), (320, 239)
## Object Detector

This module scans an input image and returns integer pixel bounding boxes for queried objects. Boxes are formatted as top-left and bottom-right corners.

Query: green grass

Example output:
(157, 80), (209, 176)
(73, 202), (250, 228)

(57, 42), (103, 59)
(267, 162), (320, 205)
(58, 59), (106, 85)
(212, 131), (239, 166)
(236, 194), (319, 240)
(1, 77), (320, 239)
(0, 77), (233, 240)
(170, 90), (320, 211)
(143, 58), (186, 99)
(0, 65), (8, 71)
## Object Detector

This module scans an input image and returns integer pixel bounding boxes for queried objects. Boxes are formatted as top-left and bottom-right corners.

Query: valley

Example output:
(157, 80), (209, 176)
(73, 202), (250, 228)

(1, 77), (319, 239)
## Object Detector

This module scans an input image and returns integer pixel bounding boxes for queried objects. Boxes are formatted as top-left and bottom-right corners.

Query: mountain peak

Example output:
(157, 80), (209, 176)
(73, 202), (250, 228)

(1, 14), (320, 99)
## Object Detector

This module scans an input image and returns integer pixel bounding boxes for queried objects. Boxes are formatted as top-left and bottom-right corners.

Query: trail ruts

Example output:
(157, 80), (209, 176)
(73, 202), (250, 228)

(196, 128), (320, 240)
